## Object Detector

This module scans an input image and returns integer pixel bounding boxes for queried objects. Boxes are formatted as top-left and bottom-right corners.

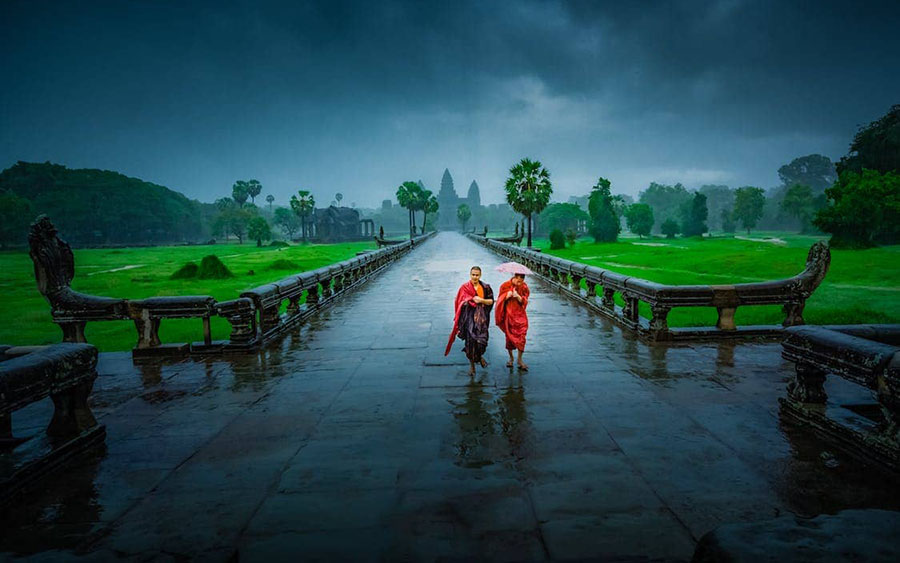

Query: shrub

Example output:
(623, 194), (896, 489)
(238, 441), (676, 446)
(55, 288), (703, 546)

(268, 259), (299, 270)
(661, 219), (680, 239)
(170, 262), (199, 280)
(197, 255), (234, 279)
(549, 228), (566, 249)
(269, 240), (290, 248)
(564, 228), (577, 246)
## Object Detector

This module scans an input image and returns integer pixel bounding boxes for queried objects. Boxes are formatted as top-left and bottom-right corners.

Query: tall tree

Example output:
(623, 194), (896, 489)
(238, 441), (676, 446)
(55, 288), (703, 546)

(273, 207), (300, 241)
(588, 177), (620, 242)
(504, 158), (552, 248)
(837, 104), (900, 175)
(266, 194), (275, 210)
(289, 190), (316, 242)
(814, 169), (900, 247)
(457, 203), (472, 231)
(778, 155), (837, 194)
(467, 180), (481, 207)
(396, 181), (420, 238)
(247, 179), (262, 204)
(638, 182), (691, 231)
(699, 185), (734, 231)
(422, 192), (438, 233)
(624, 203), (654, 239)
(538, 203), (589, 235)
(780, 184), (817, 232)
(680, 192), (709, 237)
(232, 180), (250, 207)
(247, 216), (271, 247)
(335, 192), (343, 206)
(732, 187), (766, 234)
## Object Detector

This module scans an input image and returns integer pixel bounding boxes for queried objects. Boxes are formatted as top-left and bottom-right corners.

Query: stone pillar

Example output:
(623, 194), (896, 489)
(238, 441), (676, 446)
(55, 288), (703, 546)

(787, 362), (827, 404)
(783, 301), (806, 327)
(601, 287), (615, 311)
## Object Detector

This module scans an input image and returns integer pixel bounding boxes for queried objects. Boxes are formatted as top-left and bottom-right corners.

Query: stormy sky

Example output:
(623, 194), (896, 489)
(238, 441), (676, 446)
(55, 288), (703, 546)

(2, 0), (898, 207)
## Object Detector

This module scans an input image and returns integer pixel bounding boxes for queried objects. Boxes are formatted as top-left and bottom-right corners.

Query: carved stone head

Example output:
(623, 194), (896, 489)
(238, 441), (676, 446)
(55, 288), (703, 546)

(28, 215), (75, 298)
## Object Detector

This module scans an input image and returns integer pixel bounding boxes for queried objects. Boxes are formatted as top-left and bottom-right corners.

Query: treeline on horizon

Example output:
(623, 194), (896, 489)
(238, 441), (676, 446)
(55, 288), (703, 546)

(1, 105), (897, 250)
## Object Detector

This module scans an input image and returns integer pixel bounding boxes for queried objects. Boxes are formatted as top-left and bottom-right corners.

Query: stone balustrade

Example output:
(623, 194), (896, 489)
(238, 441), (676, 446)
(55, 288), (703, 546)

(1, 342), (105, 504)
(469, 234), (831, 341)
(28, 215), (433, 356)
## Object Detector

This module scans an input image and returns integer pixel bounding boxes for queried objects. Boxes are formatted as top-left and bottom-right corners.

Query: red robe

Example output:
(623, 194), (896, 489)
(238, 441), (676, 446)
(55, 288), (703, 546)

(495, 280), (529, 351)
(445, 281), (478, 356)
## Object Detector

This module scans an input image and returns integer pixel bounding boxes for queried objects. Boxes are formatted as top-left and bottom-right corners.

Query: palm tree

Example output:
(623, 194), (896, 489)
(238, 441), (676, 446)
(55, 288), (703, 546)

(266, 194), (275, 211)
(421, 192), (438, 233)
(335, 192), (343, 206)
(289, 190), (316, 242)
(504, 157), (553, 247)
(457, 203), (471, 231)
(396, 181), (420, 238)
(232, 180), (249, 207)
(247, 179), (262, 204)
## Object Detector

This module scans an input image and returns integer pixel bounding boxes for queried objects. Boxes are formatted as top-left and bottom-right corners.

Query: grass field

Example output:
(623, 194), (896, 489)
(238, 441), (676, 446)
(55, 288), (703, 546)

(0, 241), (375, 352)
(530, 231), (899, 328)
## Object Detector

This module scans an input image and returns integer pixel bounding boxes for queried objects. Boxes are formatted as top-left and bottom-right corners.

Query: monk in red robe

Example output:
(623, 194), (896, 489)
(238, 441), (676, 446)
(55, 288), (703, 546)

(446, 266), (494, 375)
(495, 273), (530, 371)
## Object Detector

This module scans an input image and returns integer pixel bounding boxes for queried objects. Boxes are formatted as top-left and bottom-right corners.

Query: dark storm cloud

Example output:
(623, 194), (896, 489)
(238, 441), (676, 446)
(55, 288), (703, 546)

(2, 0), (898, 205)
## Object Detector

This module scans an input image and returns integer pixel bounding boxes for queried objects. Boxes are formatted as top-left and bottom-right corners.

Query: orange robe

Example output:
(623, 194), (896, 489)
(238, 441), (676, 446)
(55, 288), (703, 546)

(495, 280), (529, 351)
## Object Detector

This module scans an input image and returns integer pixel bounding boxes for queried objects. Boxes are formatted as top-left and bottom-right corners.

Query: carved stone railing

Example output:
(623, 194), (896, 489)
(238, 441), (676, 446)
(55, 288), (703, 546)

(780, 324), (900, 472)
(468, 234), (831, 341)
(28, 216), (434, 356)
(1, 342), (105, 504)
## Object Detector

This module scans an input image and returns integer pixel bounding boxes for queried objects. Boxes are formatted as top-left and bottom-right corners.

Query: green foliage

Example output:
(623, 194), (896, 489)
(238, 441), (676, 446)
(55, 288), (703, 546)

(638, 182), (691, 231)
(0, 190), (34, 247)
(733, 187), (766, 234)
(422, 191), (438, 234)
(268, 240), (290, 248)
(0, 161), (204, 245)
(680, 192), (708, 237)
(247, 216), (272, 247)
(721, 209), (736, 233)
(661, 218), (680, 239)
(290, 190), (316, 241)
(396, 181), (421, 237)
(232, 180), (250, 207)
(538, 203), (589, 235)
(268, 259), (299, 270)
(549, 228), (566, 249)
(565, 228), (577, 246)
(273, 207), (300, 240)
(198, 255), (234, 279)
(213, 205), (255, 244)
(624, 203), (654, 239)
(837, 104), (900, 175)
(169, 262), (199, 280)
(457, 203), (472, 231)
(505, 157), (553, 247)
(246, 179), (262, 204)
(780, 184), (818, 232)
(266, 194), (275, 209)
(778, 155), (837, 193)
(588, 177), (620, 242)
(814, 169), (900, 248)
(699, 185), (734, 231)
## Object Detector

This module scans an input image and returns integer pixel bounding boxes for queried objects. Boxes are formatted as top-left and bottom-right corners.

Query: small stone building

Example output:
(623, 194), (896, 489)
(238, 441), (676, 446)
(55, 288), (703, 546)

(313, 206), (374, 242)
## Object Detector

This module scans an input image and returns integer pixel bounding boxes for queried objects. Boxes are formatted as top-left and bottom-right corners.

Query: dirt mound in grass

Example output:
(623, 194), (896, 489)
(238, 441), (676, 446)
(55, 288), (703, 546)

(198, 255), (234, 279)
(170, 262), (199, 280)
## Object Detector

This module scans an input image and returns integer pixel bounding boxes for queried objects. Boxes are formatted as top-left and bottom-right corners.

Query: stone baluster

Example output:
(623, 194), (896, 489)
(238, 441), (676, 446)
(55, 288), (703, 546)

(601, 287), (615, 311)
(786, 362), (827, 404)
(306, 284), (320, 307)
(585, 280), (597, 303)
(320, 278), (333, 299)
(649, 304), (671, 339)
(783, 300), (806, 327)
(217, 298), (257, 348)
(571, 275), (583, 295)
(623, 294), (640, 325)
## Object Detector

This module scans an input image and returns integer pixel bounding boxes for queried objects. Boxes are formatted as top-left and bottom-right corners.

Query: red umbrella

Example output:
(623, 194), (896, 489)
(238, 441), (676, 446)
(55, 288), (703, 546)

(495, 261), (533, 275)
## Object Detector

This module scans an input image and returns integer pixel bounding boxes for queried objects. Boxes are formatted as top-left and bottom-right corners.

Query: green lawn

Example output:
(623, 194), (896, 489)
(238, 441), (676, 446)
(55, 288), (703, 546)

(529, 231), (899, 328)
(0, 241), (375, 351)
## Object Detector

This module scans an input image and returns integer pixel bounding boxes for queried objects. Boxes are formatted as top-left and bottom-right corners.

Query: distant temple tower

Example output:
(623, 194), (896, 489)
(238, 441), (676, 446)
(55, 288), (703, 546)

(437, 168), (461, 230)
(467, 180), (481, 208)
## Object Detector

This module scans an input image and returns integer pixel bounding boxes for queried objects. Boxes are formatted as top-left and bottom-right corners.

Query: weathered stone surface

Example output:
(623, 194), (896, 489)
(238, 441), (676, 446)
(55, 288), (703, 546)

(692, 509), (900, 562)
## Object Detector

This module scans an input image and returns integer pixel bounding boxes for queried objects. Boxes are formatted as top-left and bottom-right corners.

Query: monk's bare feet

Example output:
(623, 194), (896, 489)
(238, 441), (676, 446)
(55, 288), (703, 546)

(479, 357), (488, 368)
(506, 360), (513, 368)
(517, 362), (528, 371)
(468, 364), (476, 376)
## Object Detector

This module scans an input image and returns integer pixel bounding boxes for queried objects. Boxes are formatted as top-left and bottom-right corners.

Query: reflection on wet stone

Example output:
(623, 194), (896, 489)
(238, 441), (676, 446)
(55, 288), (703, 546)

(2, 232), (899, 561)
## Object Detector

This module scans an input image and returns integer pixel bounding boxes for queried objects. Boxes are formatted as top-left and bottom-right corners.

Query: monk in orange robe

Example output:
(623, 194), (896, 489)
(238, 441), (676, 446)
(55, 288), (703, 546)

(495, 273), (530, 371)
(446, 266), (494, 375)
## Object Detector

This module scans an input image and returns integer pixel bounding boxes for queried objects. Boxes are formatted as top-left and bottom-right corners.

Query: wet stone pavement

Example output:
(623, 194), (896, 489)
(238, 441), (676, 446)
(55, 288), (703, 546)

(3, 232), (899, 561)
